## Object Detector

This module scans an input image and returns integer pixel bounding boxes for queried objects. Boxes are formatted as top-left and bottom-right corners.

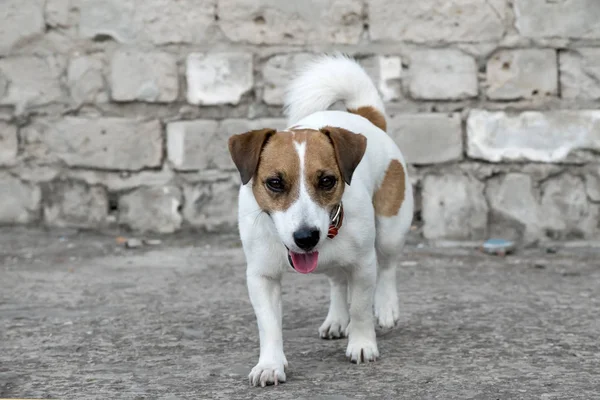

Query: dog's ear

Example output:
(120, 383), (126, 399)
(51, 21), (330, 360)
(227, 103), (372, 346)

(228, 128), (277, 185)
(320, 126), (367, 185)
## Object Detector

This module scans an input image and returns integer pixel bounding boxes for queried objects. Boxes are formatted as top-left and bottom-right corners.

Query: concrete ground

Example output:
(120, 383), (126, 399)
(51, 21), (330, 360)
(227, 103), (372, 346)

(1, 228), (599, 400)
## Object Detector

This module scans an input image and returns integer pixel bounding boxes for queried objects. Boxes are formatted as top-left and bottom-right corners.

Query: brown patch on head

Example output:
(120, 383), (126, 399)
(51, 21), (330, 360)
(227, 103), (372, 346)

(373, 159), (406, 217)
(228, 128), (276, 184)
(320, 126), (367, 185)
(301, 129), (346, 208)
(251, 132), (301, 212)
(348, 106), (387, 132)
(238, 127), (367, 215)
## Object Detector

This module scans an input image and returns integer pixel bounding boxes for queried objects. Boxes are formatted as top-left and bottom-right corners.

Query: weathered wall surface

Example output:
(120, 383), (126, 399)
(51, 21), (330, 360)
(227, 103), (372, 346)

(1, 0), (600, 241)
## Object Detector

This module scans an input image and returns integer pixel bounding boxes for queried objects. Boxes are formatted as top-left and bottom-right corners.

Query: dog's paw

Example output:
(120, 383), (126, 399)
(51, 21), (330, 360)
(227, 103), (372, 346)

(248, 362), (286, 387)
(319, 315), (350, 340)
(374, 298), (400, 329)
(345, 337), (379, 364)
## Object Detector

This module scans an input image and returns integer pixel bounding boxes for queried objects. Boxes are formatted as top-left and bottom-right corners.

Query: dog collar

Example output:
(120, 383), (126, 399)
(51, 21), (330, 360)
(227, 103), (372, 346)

(327, 203), (344, 239)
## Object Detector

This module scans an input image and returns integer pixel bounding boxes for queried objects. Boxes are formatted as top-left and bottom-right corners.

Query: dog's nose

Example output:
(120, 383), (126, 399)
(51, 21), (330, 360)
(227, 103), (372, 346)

(293, 227), (320, 251)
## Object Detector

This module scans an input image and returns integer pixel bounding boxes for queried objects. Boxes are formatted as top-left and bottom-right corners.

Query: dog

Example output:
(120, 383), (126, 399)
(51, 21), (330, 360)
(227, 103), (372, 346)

(228, 54), (414, 387)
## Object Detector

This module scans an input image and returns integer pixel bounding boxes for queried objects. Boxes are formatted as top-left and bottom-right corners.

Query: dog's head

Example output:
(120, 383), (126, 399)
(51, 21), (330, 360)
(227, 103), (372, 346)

(228, 127), (366, 273)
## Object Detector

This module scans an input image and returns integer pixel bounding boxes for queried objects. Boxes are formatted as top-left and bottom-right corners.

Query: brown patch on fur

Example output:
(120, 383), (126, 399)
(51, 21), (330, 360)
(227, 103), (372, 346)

(348, 106), (387, 132)
(252, 132), (301, 212)
(373, 159), (405, 217)
(320, 126), (367, 185)
(228, 128), (276, 184)
(301, 130), (345, 208)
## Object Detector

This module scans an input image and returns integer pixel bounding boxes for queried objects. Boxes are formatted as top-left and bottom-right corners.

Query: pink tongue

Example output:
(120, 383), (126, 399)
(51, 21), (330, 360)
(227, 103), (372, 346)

(290, 251), (319, 274)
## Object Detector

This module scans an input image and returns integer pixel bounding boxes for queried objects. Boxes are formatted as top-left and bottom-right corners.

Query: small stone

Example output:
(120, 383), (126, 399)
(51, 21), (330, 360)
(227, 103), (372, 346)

(370, 0), (506, 43)
(183, 178), (239, 233)
(560, 48), (600, 100)
(143, 239), (162, 246)
(45, 0), (72, 28)
(407, 49), (478, 100)
(485, 173), (543, 242)
(219, 0), (362, 45)
(0, 173), (41, 224)
(0, 0), (45, 55)
(486, 49), (558, 100)
(378, 56), (402, 102)
(79, 0), (215, 45)
(110, 49), (178, 103)
(514, 0), (600, 39)
(118, 186), (183, 233)
(125, 238), (143, 249)
(422, 173), (488, 240)
(0, 122), (18, 166)
(388, 113), (463, 165)
(0, 56), (65, 110)
(22, 117), (163, 171)
(67, 55), (107, 105)
(262, 53), (313, 105)
(540, 174), (598, 239)
(186, 53), (253, 105)
(43, 181), (109, 229)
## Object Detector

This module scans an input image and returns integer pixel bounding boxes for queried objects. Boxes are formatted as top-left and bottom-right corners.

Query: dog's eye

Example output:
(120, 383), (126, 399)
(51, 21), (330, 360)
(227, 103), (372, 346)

(265, 178), (285, 193)
(318, 176), (337, 190)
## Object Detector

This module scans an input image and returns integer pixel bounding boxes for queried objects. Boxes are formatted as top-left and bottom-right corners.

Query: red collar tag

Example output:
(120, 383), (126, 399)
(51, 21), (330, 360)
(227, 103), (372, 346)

(327, 203), (344, 239)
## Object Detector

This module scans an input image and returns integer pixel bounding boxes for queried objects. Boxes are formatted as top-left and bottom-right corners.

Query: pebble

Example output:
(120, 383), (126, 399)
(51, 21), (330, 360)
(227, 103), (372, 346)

(125, 238), (143, 249)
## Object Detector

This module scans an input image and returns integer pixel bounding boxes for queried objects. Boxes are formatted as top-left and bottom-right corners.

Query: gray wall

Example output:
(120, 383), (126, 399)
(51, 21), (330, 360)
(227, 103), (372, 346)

(1, 0), (600, 242)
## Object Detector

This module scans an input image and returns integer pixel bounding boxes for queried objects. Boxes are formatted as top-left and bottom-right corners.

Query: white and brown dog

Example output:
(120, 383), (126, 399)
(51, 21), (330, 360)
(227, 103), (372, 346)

(228, 54), (413, 387)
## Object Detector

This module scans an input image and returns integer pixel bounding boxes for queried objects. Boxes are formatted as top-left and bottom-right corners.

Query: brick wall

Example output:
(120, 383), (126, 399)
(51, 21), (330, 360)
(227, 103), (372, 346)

(1, 0), (600, 242)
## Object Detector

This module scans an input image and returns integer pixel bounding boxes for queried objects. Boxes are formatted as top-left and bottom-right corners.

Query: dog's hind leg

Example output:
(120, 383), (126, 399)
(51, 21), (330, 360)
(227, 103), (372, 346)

(319, 270), (350, 339)
(374, 188), (413, 329)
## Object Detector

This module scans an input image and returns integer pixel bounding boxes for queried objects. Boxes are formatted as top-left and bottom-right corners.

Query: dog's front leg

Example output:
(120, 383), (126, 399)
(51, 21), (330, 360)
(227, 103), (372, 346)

(345, 252), (379, 363)
(247, 272), (287, 387)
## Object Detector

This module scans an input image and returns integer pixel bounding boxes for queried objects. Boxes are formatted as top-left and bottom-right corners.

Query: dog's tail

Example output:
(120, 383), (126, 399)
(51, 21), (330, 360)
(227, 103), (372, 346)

(284, 53), (387, 131)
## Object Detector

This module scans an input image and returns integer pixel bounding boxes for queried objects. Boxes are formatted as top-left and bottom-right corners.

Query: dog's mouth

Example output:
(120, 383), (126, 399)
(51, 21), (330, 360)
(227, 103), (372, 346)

(285, 246), (319, 274)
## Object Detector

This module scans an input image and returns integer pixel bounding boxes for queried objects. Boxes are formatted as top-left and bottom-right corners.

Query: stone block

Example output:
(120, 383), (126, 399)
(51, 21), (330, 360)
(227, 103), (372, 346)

(422, 174), (488, 240)
(22, 117), (163, 171)
(0, 173), (41, 224)
(186, 53), (253, 105)
(407, 49), (478, 100)
(0, 122), (18, 166)
(45, 0), (72, 27)
(118, 186), (183, 233)
(378, 56), (403, 102)
(43, 181), (109, 228)
(560, 49), (600, 100)
(79, 0), (215, 45)
(585, 167), (600, 202)
(486, 49), (558, 100)
(0, 56), (65, 109)
(219, 0), (363, 45)
(515, 0), (600, 39)
(183, 178), (239, 232)
(370, 0), (506, 43)
(262, 53), (314, 105)
(485, 173), (543, 242)
(68, 55), (107, 105)
(167, 118), (287, 171)
(110, 49), (178, 103)
(540, 175), (598, 239)
(0, 0), (45, 55)
(388, 113), (463, 165)
(467, 110), (600, 163)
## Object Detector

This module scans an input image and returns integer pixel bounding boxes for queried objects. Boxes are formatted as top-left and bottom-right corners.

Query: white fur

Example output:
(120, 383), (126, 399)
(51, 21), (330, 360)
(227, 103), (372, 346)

(237, 55), (414, 387)
(284, 53), (386, 126)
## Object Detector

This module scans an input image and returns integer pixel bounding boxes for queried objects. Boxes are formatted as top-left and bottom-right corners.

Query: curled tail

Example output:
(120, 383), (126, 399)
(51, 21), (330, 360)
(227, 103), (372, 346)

(283, 54), (387, 132)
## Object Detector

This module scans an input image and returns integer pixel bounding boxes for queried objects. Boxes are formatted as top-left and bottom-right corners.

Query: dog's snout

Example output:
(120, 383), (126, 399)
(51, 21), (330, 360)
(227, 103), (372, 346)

(293, 227), (320, 251)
